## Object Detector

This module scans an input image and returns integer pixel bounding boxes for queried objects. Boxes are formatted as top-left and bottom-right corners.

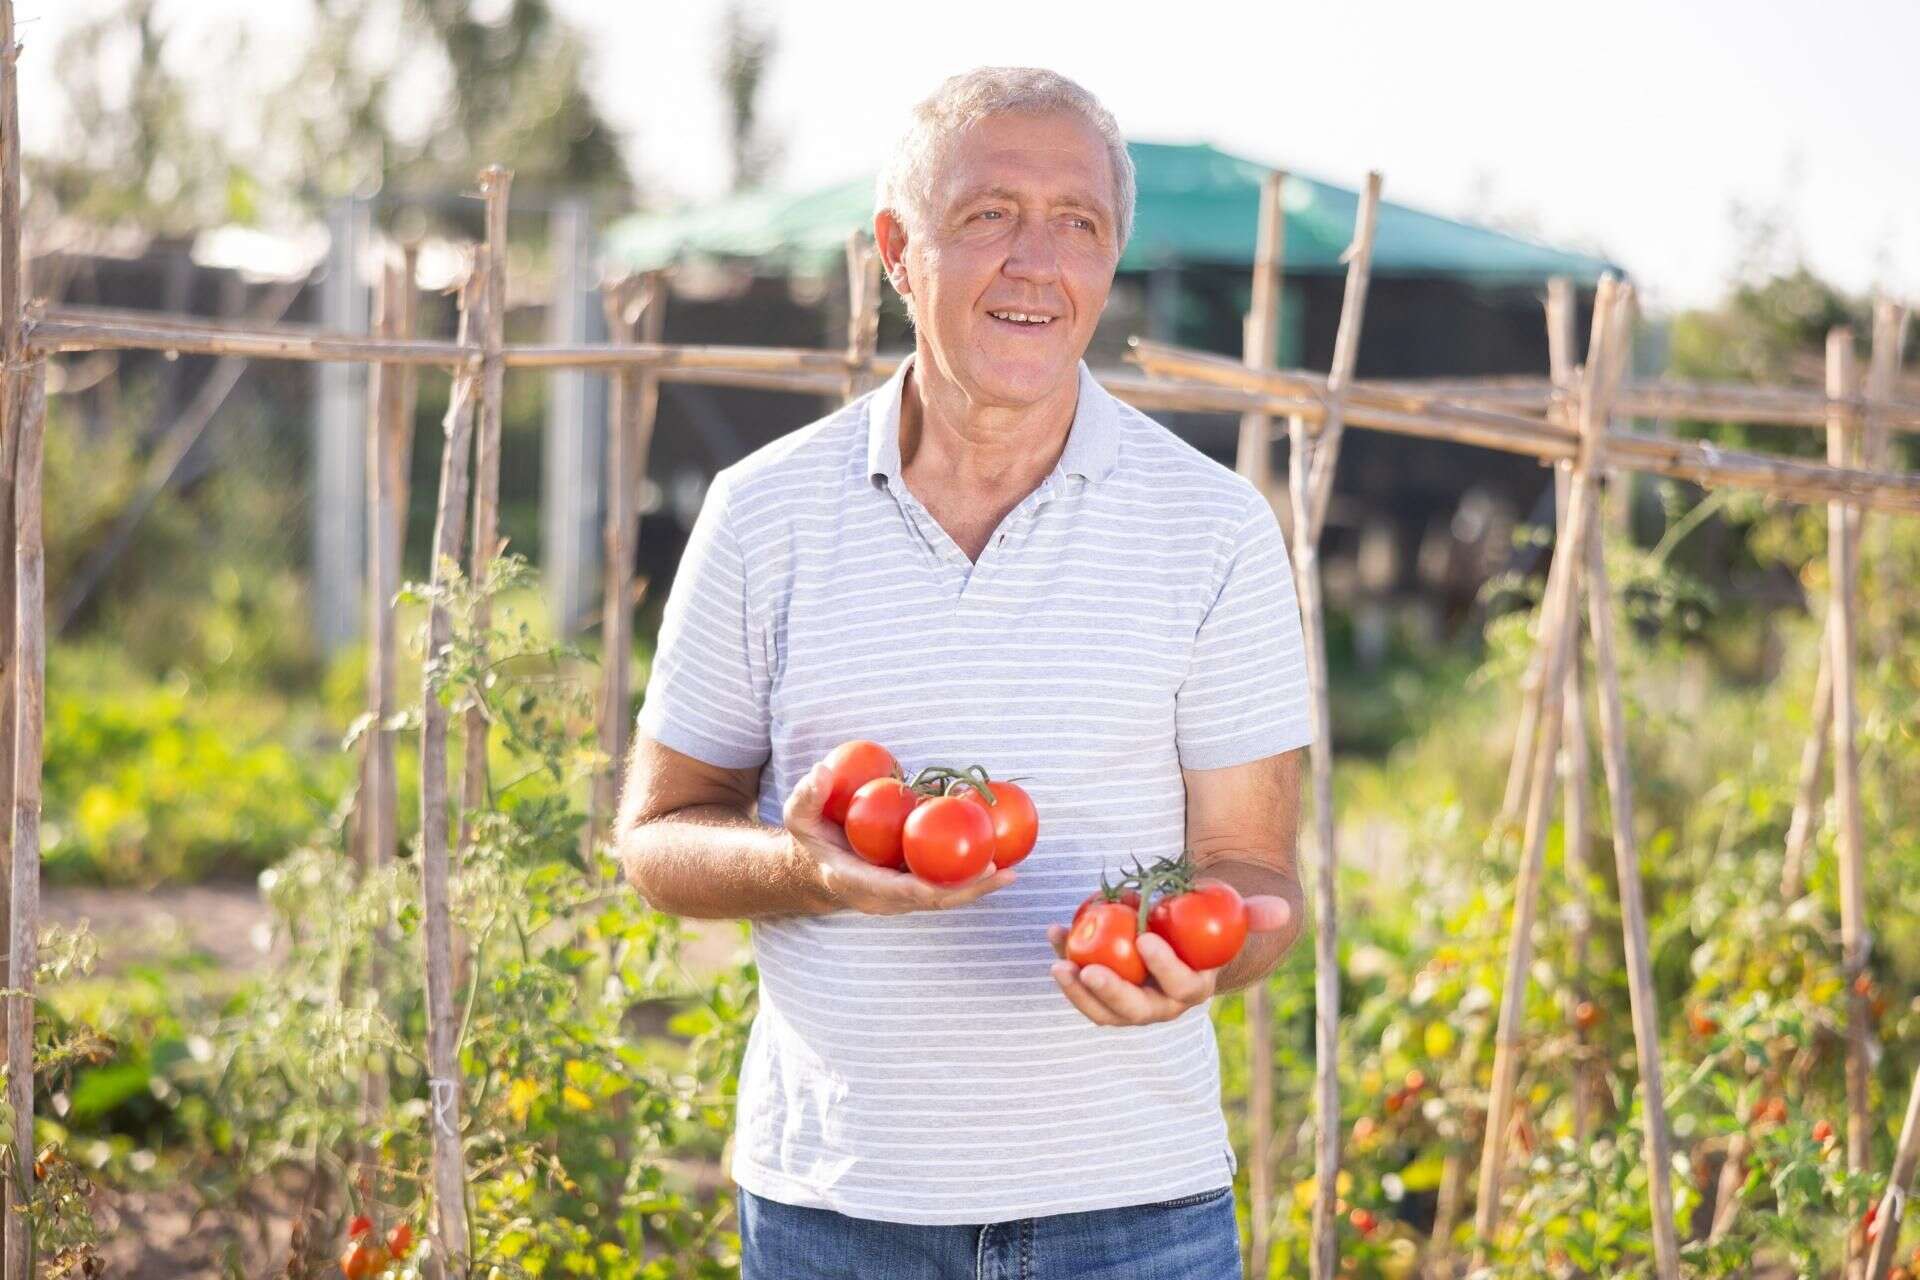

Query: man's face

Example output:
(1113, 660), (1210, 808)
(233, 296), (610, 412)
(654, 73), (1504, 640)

(887, 110), (1120, 409)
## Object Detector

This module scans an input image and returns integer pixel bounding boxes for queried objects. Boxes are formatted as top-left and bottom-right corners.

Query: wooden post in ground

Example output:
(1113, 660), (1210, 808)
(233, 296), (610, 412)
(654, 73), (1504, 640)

(1236, 168), (1284, 1280)
(1474, 277), (1624, 1259)
(1544, 279), (1595, 1141)
(1289, 170), (1380, 1280)
(1865, 1061), (1920, 1280)
(420, 270), (483, 1279)
(589, 273), (664, 852)
(1781, 303), (1905, 903)
(1577, 300), (1681, 1280)
(843, 233), (882, 402)
(4, 361), (42, 1280)
(461, 168), (511, 848)
(0, 5), (27, 1273)
(1824, 328), (1871, 1278)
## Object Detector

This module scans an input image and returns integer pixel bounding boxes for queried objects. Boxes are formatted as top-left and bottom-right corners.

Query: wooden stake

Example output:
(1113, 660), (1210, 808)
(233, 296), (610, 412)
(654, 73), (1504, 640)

(590, 273), (665, 852)
(843, 233), (882, 401)
(460, 168), (511, 848)
(1474, 278), (1624, 1255)
(1865, 1061), (1920, 1280)
(1304, 173), (1382, 542)
(1237, 168), (1284, 1280)
(1782, 304), (1904, 903)
(1578, 310), (1680, 1280)
(1824, 329), (1872, 1263)
(1293, 170), (1379, 1280)
(420, 272), (483, 1278)
(5, 361), (42, 1280)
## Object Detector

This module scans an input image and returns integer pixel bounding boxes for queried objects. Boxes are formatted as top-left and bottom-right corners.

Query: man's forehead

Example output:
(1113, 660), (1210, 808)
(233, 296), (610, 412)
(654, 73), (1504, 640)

(938, 116), (1113, 207)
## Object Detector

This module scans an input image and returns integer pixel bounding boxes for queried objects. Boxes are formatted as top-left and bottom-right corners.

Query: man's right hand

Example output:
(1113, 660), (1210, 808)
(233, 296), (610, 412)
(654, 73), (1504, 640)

(783, 761), (1016, 915)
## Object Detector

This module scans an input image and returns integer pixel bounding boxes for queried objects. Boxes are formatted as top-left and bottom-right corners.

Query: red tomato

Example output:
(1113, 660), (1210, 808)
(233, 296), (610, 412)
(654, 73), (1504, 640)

(821, 740), (897, 825)
(902, 795), (996, 885)
(347, 1214), (374, 1239)
(340, 1242), (381, 1280)
(956, 780), (1039, 867)
(844, 778), (921, 868)
(1065, 901), (1147, 985)
(1072, 888), (1141, 929)
(1146, 879), (1248, 971)
(1349, 1207), (1378, 1236)
(386, 1222), (413, 1259)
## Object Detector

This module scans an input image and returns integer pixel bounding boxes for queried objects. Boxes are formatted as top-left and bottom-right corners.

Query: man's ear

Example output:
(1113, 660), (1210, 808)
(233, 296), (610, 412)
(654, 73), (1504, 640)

(874, 209), (912, 303)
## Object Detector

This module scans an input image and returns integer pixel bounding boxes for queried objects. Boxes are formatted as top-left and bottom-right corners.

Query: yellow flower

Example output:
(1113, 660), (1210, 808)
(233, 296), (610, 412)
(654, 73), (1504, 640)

(506, 1077), (539, 1125)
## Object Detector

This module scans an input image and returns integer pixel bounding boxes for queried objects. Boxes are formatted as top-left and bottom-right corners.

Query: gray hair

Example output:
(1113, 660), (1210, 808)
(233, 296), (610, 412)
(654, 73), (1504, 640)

(875, 67), (1137, 257)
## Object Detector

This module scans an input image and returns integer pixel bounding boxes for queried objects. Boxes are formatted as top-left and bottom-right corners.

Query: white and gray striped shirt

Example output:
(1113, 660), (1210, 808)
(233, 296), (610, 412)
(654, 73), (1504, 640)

(638, 355), (1313, 1225)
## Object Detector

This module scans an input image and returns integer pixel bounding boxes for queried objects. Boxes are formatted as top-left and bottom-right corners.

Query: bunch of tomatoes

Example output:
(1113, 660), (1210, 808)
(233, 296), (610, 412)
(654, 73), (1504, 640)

(818, 739), (1038, 883)
(1066, 852), (1249, 985)
(339, 1215), (413, 1278)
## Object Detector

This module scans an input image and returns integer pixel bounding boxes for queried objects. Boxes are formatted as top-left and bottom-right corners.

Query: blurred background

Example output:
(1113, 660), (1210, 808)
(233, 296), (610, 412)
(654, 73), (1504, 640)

(19, 3), (1920, 1274)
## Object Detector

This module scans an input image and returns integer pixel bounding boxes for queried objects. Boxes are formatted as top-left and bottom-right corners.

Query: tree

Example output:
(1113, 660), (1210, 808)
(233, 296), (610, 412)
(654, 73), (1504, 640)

(716, 2), (778, 193)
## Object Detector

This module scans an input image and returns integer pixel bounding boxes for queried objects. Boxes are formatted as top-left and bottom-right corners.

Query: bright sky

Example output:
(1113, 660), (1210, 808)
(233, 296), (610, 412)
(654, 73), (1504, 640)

(25, 0), (1920, 313)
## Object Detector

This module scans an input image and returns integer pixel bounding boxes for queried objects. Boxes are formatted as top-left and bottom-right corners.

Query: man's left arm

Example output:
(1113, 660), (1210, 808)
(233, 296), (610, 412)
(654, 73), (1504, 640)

(1184, 748), (1306, 993)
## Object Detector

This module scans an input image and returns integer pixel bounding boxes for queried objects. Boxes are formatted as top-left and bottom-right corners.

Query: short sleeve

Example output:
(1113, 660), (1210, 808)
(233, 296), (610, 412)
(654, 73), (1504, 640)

(636, 471), (772, 769)
(1174, 498), (1316, 770)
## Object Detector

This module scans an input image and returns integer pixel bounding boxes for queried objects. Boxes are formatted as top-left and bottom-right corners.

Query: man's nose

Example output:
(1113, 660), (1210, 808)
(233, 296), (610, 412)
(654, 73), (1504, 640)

(1001, 213), (1062, 285)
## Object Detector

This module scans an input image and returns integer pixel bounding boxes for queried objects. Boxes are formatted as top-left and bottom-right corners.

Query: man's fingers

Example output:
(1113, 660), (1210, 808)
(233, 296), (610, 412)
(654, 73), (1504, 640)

(1051, 962), (1124, 1026)
(1245, 894), (1293, 934)
(1081, 961), (1185, 1023)
(1046, 923), (1068, 960)
(1136, 932), (1214, 1006)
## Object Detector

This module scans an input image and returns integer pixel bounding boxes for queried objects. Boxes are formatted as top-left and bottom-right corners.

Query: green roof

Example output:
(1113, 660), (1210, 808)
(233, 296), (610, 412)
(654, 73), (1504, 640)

(605, 141), (1618, 283)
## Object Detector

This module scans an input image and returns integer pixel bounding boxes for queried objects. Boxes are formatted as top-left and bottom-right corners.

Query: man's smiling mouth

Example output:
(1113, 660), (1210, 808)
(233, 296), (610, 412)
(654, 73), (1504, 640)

(987, 310), (1056, 326)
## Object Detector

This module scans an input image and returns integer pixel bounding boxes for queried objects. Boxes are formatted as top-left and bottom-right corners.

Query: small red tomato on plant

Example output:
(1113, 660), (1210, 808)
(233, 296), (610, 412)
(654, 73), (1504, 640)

(386, 1222), (413, 1259)
(1573, 1000), (1599, 1031)
(348, 1214), (374, 1239)
(1688, 1006), (1718, 1037)
(1065, 901), (1148, 985)
(843, 777), (921, 869)
(340, 1243), (379, 1280)
(1349, 1207), (1378, 1236)
(820, 740), (897, 825)
(1813, 1119), (1834, 1144)
(902, 795), (996, 885)
(1403, 1070), (1427, 1093)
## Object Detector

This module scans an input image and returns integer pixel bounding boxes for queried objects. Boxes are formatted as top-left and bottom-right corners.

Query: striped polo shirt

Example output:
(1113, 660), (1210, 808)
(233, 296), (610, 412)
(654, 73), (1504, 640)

(637, 354), (1313, 1225)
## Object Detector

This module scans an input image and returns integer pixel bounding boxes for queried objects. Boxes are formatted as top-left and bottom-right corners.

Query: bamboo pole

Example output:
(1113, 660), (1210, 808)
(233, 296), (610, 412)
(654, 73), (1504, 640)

(590, 273), (664, 852)
(1474, 277), (1626, 1257)
(842, 233), (882, 402)
(1543, 278), (1597, 1142)
(1304, 172), (1382, 541)
(1237, 168), (1284, 1280)
(0, 5), (24, 1271)
(420, 273), (482, 1278)
(1294, 170), (1379, 1280)
(1577, 305), (1681, 1280)
(1865, 1062), (1920, 1280)
(1499, 279), (1582, 838)
(1127, 339), (1920, 515)
(4, 361), (42, 1280)
(1824, 330), (1872, 1269)
(1781, 303), (1907, 902)
(460, 168), (511, 848)
(365, 260), (403, 874)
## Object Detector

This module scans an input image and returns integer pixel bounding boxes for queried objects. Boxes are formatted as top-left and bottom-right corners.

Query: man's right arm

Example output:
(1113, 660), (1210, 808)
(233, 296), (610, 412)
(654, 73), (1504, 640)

(614, 735), (1017, 920)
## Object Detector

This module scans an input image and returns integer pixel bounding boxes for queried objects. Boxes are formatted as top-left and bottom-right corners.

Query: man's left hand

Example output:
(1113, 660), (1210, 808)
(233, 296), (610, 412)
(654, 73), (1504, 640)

(1046, 895), (1293, 1026)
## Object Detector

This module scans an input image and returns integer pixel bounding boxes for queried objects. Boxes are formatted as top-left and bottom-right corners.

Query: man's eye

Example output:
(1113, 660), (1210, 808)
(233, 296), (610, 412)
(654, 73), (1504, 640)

(976, 209), (1005, 221)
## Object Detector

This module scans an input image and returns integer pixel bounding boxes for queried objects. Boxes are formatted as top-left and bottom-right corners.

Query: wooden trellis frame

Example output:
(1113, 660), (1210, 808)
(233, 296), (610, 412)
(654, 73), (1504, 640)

(1, 7), (1916, 1271)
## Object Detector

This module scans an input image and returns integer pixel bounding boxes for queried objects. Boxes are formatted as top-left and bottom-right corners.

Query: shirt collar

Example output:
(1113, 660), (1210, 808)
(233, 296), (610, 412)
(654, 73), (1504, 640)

(865, 352), (1121, 489)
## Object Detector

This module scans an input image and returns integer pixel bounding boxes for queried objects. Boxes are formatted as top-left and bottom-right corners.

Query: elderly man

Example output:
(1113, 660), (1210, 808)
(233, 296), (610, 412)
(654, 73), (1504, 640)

(616, 66), (1311, 1279)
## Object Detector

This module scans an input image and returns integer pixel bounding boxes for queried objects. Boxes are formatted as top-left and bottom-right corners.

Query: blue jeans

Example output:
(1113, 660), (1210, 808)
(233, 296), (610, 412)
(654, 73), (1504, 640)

(737, 1184), (1242, 1279)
